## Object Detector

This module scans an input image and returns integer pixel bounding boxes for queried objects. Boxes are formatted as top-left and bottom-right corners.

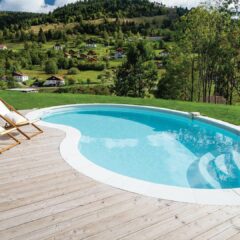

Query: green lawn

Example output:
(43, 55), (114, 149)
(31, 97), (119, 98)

(0, 91), (240, 125)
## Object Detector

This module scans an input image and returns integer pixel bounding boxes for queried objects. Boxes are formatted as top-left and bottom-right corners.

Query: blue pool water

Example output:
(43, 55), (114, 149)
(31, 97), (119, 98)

(43, 105), (240, 189)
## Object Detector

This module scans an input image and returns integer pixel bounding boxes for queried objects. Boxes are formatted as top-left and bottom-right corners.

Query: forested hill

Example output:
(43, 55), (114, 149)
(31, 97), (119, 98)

(0, 0), (188, 30)
(52, 0), (167, 20)
(0, 12), (46, 30)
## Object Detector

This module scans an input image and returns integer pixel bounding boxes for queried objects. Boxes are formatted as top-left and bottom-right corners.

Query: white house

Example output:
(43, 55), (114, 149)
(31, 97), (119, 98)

(43, 76), (65, 87)
(147, 36), (162, 41)
(160, 51), (169, 57)
(86, 43), (97, 48)
(0, 45), (7, 50)
(13, 72), (29, 82)
(54, 44), (63, 51)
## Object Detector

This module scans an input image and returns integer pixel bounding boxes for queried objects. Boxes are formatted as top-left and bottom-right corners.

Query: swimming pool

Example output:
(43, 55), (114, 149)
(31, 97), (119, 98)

(28, 104), (240, 204)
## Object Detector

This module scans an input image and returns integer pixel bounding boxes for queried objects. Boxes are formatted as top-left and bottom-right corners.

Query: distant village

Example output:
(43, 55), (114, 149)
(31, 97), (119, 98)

(0, 41), (130, 89)
(0, 36), (166, 92)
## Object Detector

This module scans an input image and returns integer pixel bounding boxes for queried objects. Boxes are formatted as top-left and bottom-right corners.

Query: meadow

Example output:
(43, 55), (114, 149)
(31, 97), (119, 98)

(1, 90), (240, 125)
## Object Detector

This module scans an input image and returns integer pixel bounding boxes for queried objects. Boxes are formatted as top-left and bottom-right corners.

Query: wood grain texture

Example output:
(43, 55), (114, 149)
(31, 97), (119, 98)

(0, 111), (240, 240)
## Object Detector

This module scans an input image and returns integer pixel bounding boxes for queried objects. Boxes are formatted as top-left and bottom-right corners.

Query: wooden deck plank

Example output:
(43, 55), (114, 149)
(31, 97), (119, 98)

(0, 111), (240, 240)
(113, 205), (221, 240)
(56, 201), (185, 240)
(155, 207), (240, 240)
(228, 232), (240, 240)
(193, 215), (240, 240)
(1, 192), (134, 240)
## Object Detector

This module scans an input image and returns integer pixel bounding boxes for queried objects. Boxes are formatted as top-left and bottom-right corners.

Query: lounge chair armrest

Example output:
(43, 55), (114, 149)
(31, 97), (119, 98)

(0, 114), (14, 125)
(0, 127), (17, 136)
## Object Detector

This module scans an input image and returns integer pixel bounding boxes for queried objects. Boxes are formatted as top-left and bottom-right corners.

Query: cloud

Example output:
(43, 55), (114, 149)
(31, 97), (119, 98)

(0, 0), (202, 13)
(104, 138), (138, 149)
(160, 0), (202, 8)
(80, 135), (138, 149)
(0, 0), (78, 12)
(0, 0), (53, 12)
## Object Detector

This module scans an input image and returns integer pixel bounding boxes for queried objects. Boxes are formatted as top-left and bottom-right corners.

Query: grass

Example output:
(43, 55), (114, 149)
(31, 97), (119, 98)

(0, 91), (240, 125)
(23, 68), (105, 83)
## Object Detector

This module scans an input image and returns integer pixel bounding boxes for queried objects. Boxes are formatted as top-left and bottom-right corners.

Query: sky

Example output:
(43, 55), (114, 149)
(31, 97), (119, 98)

(0, 0), (202, 13)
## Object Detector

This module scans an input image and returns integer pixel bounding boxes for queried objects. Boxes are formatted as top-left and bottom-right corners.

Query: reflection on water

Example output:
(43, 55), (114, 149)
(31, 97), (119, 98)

(175, 124), (240, 188)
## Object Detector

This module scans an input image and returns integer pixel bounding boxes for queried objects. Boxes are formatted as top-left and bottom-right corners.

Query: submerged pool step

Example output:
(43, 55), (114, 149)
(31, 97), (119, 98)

(198, 151), (240, 189)
(198, 153), (221, 189)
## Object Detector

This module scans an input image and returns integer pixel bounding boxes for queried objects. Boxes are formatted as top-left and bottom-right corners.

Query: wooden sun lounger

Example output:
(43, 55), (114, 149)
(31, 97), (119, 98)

(0, 127), (20, 154)
(0, 99), (43, 140)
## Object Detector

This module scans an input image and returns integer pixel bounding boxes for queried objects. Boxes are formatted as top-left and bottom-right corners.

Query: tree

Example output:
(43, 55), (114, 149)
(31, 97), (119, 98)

(38, 28), (46, 43)
(159, 6), (240, 104)
(115, 41), (157, 97)
(44, 60), (58, 74)
(156, 49), (191, 100)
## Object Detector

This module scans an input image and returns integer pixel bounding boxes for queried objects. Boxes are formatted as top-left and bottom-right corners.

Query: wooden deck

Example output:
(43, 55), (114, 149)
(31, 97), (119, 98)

(0, 111), (240, 240)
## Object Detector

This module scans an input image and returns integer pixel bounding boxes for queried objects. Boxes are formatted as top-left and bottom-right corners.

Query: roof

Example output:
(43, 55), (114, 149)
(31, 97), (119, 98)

(116, 48), (124, 52)
(87, 50), (97, 55)
(46, 75), (65, 81)
(13, 72), (28, 77)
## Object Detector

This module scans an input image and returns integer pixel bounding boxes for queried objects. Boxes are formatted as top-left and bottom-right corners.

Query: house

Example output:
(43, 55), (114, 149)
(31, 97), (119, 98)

(69, 50), (76, 55)
(160, 51), (169, 58)
(87, 50), (97, 56)
(43, 76), (65, 87)
(64, 52), (71, 59)
(13, 72), (29, 82)
(155, 61), (163, 69)
(86, 40), (97, 48)
(88, 57), (97, 63)
(114, 48), (124, 59)
(68, 50), (79, 58)
(86, 43), (97, 48)
(54, 44), (63, 51)
(0, 44), (7, 50)
(147, 36), (162, 41)
(79, 53), (88, 59)
(209, 96), (227, 104)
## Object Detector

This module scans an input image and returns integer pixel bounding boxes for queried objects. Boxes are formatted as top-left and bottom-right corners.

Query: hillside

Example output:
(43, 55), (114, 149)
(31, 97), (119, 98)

(52, 0), (168, 21)
(1, 1), (237, 105)
(0, 0), (188, 30)
(0, 12), (46, 30)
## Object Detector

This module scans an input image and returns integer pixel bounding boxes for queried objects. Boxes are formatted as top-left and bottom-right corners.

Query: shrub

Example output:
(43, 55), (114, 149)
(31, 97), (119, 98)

(67, 78), (76, 85)
(53, 85), (111, 95)
(78, 62), (105, 71)
(68, 67), (79, 75)
(44, 60), (58, 74)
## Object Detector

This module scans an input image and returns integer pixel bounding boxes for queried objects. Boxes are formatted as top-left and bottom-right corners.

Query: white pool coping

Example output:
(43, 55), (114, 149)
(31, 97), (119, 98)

(26, 104), (240, 205)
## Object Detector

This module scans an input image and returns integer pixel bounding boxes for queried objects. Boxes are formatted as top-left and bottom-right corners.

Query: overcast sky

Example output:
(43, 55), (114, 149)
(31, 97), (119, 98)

(0, 0), (202, 13)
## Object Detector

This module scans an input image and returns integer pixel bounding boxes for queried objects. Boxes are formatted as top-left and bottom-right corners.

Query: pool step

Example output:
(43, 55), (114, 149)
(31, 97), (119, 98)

(198, 153), (221, 189)
(198, 151), (240, 189)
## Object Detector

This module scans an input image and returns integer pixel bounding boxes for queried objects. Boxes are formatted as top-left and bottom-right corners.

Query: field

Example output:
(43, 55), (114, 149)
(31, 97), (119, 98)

(6, 39), (162, 87)
(6, 40), (122, 84)
(1, 90), (240, 125)
(29, 15), (167, 33)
